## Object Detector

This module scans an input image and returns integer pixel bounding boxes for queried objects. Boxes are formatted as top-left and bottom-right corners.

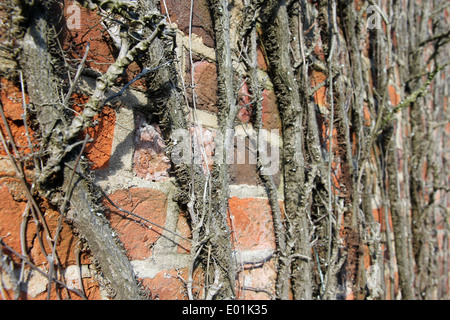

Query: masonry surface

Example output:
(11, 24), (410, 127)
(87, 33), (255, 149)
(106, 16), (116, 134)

(0, 0), (282, 300)
(0, 0), (448, 300)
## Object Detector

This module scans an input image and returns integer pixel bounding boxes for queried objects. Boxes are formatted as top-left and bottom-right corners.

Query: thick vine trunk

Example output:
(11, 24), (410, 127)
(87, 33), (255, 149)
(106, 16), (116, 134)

(262, 0), (313, 300)
(19, 1), (144, 299)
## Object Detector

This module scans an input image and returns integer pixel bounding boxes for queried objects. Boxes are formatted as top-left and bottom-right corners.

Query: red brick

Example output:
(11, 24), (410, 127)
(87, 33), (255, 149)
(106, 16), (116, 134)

(29, 200), (85, 267)
(227, 134), (281, 187)
(161, 0), (215, 48)
(239, 259), (276, 300)
(176, 213), (192, 254)
(0, 79), (36, 158)
(0, 177), (26, 202)
(7, 274), (101, 300)
(141, 265), (206, 300)
(0, 185), (85, 267)
(104, 188), (168, 260)
(140, 268), (189, 300)
(72, 93), (116, 170)
(261, 89), (281, 131)
(0, 185), (26, 260)
(119, 61), (147, 90)
(186, 61), (219, 114)
(228, 197), (276, 251)
(310, 70), (327, 106)
(0, 78), (28, 121)
(257, 46), (269, 72)
(234, 84), (282, 130)
(237, 82), (252, 124)
(388, 85), (400, 106)
(61, 2), (117, 74)
(363, 103), (372, 126)
(62, 1), (146, 87)
(227, 141), (260, 186)
(314, 38), (326, 61)
(134, 113), (171, 181)
(363, 244), (371, 269)
(190, 126), (216, 172)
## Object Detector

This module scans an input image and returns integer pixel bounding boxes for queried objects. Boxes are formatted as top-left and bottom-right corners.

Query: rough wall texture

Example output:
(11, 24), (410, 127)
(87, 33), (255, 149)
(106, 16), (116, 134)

(0, 0), (448, 300)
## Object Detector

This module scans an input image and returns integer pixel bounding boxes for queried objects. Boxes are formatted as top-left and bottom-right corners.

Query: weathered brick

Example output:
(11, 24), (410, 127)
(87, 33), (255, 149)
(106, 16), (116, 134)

(388, 85), (401, 106)
(237, 82), (252, 124)
(228, 139), (260, 186)
(161, 0), (215, 48)
(134, 112), (171, 182)
(176, 213), (192, 254)
(0, 80), (36, 158)
(262, 89), (282, 131)
(140, 268), (189, 300)
(228, 197), (276, 251)
(24, 275), (101, 300)
(311, 70), (327, 106)
(228, 134), (281, 187)
(0, 78), (28, 121)
(72, 93), (116, 170)
(0, 185), (88, 267)
(104, 188), (168, 260)
(186, 61), (219, 114)
(239, 259), (276, 300)
(257, 46), (269, 72)
(0, 185), (27, 260)
(61, 1), (116, 74)
(189, 125), (217, 172)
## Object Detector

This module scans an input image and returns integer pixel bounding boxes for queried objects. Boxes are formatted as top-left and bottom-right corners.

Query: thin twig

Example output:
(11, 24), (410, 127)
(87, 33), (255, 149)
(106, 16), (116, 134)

(18, 70), (39, 171)
(367, 0), (390, 25)
(75, 244), (87, 299)
(0, 101), (21, 161)
(102, 60), (174, 106)
(63, 42), (90, 106)
(0, 113), (58, 276)
(18, 203), (31, 284)
(242, 286), (275, 300)
(385, 62), (450, 123)
(0, 105), (53, 244)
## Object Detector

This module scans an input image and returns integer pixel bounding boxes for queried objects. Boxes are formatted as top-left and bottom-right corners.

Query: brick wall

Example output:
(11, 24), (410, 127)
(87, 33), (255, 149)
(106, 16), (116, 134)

(0, 0), (282, 300)
(0, 0), (448, 300)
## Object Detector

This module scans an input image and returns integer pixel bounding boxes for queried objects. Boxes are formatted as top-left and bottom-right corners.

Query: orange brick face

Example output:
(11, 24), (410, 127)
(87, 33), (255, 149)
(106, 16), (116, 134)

(239, 259), (277, 300)
(228, 197), (276, 251)
(0, 78), (28, 122)
(104, 188), (168, 260)
(72, 93), (116, 170)
(186, 61), (219, 113)
(0, 78), (36, 157)
(140, 268), (189, 300)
